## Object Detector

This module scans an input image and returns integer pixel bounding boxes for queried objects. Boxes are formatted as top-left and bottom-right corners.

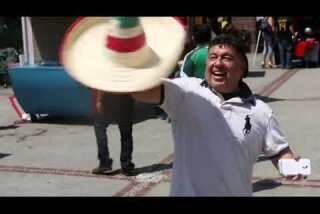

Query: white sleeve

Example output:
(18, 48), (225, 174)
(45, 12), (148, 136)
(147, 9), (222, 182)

(160, 78), (189, 119)
(178, 49), (193, 78)
(262, 115), (289, 157)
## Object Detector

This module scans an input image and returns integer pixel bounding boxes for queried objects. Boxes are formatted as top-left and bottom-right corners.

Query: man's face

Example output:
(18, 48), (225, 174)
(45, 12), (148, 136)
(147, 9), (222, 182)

(205, 44), (245, 94)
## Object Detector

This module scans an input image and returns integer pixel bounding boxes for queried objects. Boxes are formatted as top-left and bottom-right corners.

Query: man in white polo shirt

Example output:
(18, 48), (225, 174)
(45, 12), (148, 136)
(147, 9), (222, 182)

(132, 34), (304, 196)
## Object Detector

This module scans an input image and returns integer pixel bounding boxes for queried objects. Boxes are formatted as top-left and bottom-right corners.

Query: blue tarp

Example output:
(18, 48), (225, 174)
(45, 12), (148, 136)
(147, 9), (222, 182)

(9, 65), (93, 117)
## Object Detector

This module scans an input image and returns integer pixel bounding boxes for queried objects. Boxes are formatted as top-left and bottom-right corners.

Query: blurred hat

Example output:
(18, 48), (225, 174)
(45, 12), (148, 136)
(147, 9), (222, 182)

(60, 17), (186, 92)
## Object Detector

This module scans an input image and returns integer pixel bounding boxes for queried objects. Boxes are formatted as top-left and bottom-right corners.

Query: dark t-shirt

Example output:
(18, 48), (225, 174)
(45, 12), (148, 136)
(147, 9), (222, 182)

(101, 93), (134, 124)
(261, 18), (275, 43)
(276, 17), (293, 41)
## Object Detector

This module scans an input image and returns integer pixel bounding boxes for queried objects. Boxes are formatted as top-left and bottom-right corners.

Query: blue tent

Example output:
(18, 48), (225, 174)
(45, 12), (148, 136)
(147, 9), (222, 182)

(8, 17), (93, 119)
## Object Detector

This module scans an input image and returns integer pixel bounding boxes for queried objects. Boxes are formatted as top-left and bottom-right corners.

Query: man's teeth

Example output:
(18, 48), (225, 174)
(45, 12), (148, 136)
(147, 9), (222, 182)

(213, 71), (226, 76)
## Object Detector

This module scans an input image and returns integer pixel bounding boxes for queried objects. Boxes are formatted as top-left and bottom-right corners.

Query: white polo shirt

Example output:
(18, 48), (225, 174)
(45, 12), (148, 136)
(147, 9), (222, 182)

(160, 77), (288, 196)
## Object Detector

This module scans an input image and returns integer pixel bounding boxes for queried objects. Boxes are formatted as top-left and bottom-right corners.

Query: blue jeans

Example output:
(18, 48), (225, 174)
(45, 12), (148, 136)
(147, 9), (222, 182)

(278, 39), (293, 69)
(94, 114), (133, 168)
(263, 40), (274, 61)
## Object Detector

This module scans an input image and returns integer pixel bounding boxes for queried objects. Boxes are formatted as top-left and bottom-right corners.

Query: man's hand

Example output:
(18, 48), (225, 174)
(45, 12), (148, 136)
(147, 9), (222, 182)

(95, 90), (105, 114)
(285, 173), (306, 181)
(96, 101), (103, 113)
(131, 85), (162, 104)
(281, 156), (307, 181)
(271, 147), (307, 181)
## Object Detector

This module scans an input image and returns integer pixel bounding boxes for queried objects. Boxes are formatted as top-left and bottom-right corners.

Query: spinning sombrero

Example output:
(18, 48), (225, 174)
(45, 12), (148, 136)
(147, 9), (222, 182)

(61, 17), (186, 92)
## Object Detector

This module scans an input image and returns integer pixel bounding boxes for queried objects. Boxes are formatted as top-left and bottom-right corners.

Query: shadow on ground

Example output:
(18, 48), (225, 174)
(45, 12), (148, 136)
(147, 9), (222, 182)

(133, 162), (173, 175)
(30, 102), (163, 126)
(247, 70), (266, 78)
(0, 153), (11, 159)
(254, 95), (286, 103)
(0, 124), (19, 130)
(97, 162), (173, 177)
(33, 116), (93, 125)
(252, 179), (282, 192)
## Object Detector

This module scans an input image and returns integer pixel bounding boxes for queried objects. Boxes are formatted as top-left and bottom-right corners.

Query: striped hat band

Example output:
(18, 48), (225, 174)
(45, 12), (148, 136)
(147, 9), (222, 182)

(105, 17), (146, 53)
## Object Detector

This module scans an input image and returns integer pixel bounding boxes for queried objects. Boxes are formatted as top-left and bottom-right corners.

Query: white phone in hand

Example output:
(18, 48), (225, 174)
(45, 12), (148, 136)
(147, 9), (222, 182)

(278, 159), (311, 176)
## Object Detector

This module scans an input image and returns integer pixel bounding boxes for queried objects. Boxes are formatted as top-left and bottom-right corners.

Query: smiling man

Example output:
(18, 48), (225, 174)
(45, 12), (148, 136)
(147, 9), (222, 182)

(205, 37), (248, 94)
(132, 34), (304, 196)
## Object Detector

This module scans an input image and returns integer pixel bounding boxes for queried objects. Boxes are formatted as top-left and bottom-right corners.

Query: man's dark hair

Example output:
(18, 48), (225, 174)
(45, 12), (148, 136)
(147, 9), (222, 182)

(192, 24), (212, 44)
(208, 34), (249, 78)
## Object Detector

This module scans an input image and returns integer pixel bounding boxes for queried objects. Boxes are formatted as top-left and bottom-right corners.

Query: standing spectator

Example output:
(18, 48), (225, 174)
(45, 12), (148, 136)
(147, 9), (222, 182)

(276, 16), (295, 69)
(271, 17), (281, 67)
(206, 16), (222, 36)
(92, 91), (135, 176)
(260, 17), (277, 68)
(303, 27), (319, 68)
(179, 23), (212, 79)
(218, 17), (237, 35)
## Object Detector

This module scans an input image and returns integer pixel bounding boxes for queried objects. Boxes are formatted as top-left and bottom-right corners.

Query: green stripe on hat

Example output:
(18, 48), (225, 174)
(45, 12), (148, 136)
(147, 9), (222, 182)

(114, 17), (139, 29)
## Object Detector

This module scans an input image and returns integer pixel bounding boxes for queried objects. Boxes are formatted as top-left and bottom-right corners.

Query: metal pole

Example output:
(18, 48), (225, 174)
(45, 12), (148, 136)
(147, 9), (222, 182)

(252, 30), (262, 68)
(26, 17), (35, 65)
(21, 17), (28, 65)
(20, 17), (35, 65)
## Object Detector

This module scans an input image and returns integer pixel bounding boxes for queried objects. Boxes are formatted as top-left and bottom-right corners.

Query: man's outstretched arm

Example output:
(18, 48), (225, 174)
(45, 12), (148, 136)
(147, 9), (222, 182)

(131, 85), (162, 104)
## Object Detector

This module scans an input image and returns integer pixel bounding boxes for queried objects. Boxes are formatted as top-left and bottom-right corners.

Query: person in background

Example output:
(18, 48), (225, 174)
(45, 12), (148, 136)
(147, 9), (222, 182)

(179, 23), (212, 78)
(276, 16), (295, 69)
(92, 91), (135, 176)
(303, 27), (319, 68)
(271, 17), (281, 67)
(218, 17), (238, 36)
(260, 17), (277, 68)
(206, 16), (222, 37)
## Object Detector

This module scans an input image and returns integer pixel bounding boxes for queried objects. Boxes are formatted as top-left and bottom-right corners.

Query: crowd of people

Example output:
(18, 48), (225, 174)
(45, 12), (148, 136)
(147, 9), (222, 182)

(179, 16), (320, 75)
(258, 16), (320, 69)
(178, 17), (241, 79)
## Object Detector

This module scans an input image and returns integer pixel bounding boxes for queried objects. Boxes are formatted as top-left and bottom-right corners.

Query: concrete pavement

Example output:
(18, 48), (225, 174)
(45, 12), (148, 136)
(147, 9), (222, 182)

(1, 53), (320, 196)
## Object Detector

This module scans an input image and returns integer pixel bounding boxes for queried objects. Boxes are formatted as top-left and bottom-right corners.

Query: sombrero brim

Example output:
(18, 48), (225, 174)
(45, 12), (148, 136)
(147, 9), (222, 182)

(60, 17), (186, 92)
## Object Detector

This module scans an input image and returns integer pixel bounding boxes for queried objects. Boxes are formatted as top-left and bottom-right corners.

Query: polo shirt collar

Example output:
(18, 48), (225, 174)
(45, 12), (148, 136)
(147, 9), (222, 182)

(200, 80), (256, 105)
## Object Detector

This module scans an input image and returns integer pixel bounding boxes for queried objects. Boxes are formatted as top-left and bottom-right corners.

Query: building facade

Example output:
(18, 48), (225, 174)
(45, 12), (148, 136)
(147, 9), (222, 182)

(187, 16), (257, 52)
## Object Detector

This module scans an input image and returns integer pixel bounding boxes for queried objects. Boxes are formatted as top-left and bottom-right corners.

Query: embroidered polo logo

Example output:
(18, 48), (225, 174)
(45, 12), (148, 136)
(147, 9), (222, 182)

(243, 115), (251, 135)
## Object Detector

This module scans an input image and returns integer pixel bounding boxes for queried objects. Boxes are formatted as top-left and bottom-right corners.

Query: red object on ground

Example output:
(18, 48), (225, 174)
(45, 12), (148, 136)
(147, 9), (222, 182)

(305, 38), (317, 50)
(295, 41), (307, 57)
(8, 96), (23, 119)
(294, 38), (317, 57)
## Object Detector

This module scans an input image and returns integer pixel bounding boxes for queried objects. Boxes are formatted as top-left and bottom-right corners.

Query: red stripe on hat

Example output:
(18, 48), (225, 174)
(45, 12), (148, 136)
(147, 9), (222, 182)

(173, 16), (188, 30)
(106, 33), (146, 53)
